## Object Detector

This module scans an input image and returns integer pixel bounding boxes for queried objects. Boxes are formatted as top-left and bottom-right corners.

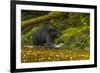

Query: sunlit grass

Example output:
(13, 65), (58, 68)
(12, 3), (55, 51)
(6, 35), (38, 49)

(21, 48), (90, 63)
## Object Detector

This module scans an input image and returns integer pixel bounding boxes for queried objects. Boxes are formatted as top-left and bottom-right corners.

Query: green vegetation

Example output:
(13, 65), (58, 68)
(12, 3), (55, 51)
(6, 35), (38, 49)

(21, 10), (90, 62)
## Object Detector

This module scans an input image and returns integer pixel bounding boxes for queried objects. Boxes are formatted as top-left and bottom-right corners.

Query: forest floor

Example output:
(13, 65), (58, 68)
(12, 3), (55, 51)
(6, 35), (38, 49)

(21, 48), (90, 63)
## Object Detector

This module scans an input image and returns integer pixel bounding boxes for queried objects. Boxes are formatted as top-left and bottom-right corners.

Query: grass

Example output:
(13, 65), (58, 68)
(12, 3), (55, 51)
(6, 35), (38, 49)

(21, 47), (90, 63)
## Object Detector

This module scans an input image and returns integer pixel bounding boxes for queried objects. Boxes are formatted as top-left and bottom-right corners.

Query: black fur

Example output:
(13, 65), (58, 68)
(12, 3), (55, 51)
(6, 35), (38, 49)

(32, 26), (59, 46)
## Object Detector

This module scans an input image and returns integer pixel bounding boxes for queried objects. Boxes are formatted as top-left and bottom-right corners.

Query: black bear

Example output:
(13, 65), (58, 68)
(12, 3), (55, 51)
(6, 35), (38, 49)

(32, 26), (59, 46)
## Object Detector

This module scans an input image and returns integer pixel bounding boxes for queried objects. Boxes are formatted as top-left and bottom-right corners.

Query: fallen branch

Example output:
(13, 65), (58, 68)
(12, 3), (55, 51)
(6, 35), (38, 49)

(21, 12), (66, 31)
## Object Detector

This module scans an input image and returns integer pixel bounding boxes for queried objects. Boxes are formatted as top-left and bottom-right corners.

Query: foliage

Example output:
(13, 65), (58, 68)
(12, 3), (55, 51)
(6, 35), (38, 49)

(21, 11), (90, 49)
(55, 26), (90, 49)
(21, 10), (90, 62)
